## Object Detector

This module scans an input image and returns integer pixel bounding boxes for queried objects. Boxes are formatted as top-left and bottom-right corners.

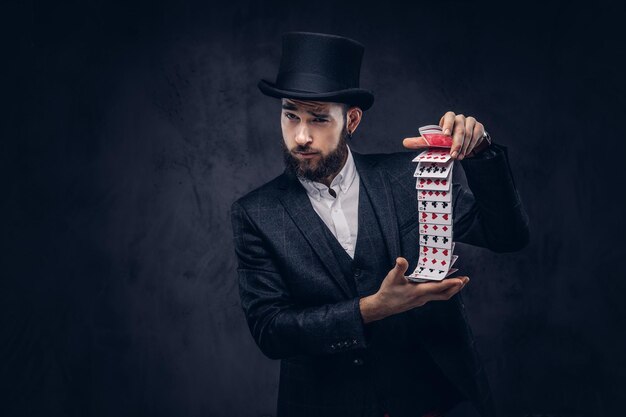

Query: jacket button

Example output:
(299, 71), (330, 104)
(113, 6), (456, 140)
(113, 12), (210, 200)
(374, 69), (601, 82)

(352, 357), (364, 366)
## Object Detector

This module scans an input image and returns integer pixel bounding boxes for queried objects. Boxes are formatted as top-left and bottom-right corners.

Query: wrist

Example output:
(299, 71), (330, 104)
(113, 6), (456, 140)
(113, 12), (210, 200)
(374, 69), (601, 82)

(466, 131), (492, 158)
(359, 293), (389, 324)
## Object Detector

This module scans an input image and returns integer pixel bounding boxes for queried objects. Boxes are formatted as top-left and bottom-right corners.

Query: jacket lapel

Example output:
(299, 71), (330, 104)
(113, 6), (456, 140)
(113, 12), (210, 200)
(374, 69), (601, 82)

(277, 169), (354, 298)
(351, 150), (401, 268)
(276, 149), (402, 298)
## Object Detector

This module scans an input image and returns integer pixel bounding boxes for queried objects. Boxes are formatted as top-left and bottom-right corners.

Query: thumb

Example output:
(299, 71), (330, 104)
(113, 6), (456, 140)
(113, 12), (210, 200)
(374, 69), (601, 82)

(392, 257), (409, 278)
(402, 136), (430, 150)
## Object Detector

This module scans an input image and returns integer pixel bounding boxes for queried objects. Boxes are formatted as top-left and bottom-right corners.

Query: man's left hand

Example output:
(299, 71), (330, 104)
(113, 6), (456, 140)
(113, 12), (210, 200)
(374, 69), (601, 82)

(402, 111), (489, 159)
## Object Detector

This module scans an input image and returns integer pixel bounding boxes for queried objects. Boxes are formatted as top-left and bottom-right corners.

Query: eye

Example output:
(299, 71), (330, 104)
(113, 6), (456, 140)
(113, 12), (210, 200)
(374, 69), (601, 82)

(313, 118), (328, 123)
(284, 112), (298, 120)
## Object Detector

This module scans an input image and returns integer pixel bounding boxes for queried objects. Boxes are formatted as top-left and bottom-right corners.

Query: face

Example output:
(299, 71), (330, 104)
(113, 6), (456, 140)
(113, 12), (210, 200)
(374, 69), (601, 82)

(280, 98), (353, 183)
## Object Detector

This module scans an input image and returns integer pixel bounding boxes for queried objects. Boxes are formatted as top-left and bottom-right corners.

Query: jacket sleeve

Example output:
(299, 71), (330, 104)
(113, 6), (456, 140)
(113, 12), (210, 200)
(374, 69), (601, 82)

(230, 200), (370, 360)
(452, 142), (530, 252)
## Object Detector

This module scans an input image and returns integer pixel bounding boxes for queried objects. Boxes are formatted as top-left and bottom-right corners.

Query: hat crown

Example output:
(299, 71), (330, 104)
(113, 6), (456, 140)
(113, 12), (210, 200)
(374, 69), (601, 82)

(257, 31), (374, 110)
(275, 32), (364, 93)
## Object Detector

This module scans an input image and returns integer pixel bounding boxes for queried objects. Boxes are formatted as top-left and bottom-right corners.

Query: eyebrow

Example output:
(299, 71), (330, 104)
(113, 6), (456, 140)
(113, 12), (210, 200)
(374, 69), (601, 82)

(281, 102), (330, 118)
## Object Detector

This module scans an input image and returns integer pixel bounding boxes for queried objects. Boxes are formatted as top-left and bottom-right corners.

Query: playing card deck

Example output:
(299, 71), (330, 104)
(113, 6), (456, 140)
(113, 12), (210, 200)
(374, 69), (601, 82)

(407, 125), (459, 283)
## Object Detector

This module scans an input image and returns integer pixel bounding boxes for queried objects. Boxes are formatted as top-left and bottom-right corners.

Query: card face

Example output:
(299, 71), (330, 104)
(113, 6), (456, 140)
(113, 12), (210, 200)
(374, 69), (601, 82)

(408, 266), (448, 280)
(415, 175), (452, 191)
(407, 266), (459, 282)
(419, 222), (452, 237)
(419, 234), (453, 249)
(412, 149), (452, 163)
(414, 161), (453, 178)
(417, 189), (451, 202)
(418, 200), (452, 214)
(418, 255), (454, 270)
(420, 244), (455, 260)
(418, 254), (458, 270)
(419, 211), (452, 225)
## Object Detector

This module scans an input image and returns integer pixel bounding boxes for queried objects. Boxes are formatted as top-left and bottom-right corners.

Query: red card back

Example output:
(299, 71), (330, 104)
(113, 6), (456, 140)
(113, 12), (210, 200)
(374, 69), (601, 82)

(422, 133), (453, 148)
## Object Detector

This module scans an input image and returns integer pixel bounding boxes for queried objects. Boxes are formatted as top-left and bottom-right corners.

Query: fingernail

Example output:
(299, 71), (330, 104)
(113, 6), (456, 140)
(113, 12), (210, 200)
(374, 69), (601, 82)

(443, 129), (450, 135)
(450, 150), (458, 158)
(458, 153), (464, 160)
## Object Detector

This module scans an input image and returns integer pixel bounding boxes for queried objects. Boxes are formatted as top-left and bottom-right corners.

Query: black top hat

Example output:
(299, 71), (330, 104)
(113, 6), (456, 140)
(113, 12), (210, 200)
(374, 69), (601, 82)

(258, 32), (374, 111)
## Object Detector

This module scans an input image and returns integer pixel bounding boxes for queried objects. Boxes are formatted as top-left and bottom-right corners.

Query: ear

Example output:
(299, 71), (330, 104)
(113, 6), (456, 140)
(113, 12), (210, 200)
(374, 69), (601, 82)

(346, 106), (363, 134)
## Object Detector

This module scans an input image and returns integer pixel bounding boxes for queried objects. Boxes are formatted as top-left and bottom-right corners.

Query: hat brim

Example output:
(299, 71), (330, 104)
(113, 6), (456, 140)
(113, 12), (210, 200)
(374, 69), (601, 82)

(258, 79), (374, 111)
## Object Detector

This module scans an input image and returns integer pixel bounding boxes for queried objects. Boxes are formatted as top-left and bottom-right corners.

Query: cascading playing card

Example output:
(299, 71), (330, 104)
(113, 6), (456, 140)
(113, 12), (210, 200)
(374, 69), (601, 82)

(420, 243), (455, 261)
(412, 149), (452, 163)
(417, 189), (451, 202)
(418, 200), (452, 214)
(419, 211), (452, 225)
(419, 223), (452, 237)
(415, 176), (452, 192)
(407, 124), (460, 283)
(414, 161), (453, 179)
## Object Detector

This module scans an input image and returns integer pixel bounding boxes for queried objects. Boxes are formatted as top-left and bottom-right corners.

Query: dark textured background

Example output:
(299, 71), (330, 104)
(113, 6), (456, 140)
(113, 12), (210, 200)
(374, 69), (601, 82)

(4, 1), (626, 416)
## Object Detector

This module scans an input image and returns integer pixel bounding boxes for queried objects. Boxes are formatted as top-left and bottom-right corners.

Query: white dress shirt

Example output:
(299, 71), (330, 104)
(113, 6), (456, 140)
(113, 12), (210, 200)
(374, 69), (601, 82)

(297, 145), (360, 258)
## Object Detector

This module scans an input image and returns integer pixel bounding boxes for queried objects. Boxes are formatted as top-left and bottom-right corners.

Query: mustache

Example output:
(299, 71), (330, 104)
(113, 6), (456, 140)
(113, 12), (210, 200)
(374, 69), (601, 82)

(292, 145), (320, 153)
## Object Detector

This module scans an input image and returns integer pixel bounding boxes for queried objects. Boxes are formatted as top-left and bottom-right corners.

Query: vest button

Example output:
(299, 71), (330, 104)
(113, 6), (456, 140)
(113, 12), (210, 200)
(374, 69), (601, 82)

(352, 357), (364, 366)
(353, 268), (362, 277)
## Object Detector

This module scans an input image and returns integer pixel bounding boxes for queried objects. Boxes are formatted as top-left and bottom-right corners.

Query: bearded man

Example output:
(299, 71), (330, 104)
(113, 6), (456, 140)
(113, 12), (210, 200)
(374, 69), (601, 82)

(231, 31), (529, 417)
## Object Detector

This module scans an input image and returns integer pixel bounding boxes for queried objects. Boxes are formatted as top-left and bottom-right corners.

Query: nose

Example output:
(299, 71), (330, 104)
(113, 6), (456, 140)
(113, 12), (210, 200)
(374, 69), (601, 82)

(294, 123), (312, 147)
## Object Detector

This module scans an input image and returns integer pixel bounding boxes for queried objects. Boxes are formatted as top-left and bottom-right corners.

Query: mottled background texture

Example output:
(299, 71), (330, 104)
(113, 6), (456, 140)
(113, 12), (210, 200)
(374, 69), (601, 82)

(4, 1), (625, 416)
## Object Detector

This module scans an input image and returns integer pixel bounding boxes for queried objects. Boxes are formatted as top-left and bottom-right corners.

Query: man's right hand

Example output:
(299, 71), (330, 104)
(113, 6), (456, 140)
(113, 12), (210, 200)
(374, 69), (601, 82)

(359, 257), (469, 324)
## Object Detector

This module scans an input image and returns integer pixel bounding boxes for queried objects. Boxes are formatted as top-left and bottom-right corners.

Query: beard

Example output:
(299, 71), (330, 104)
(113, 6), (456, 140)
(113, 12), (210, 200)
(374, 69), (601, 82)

(281, 127), (350, 183)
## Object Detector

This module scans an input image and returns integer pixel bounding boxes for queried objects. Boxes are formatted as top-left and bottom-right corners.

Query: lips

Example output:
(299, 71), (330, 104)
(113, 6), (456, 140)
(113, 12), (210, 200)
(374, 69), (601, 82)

(295, 151), (320, 159)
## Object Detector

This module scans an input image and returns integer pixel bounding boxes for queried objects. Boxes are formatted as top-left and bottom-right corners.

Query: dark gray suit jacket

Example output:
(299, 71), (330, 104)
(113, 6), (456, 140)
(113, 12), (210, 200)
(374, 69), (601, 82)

(230, 143), (529, 416)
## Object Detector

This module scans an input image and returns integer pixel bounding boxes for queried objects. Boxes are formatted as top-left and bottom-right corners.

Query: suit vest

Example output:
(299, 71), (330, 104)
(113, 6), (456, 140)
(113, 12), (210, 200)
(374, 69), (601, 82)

(317, 176), (466, 416)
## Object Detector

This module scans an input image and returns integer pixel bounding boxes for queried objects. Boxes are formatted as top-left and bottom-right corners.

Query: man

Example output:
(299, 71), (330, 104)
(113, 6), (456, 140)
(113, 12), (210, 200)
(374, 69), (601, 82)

(231, 32), (529, 417)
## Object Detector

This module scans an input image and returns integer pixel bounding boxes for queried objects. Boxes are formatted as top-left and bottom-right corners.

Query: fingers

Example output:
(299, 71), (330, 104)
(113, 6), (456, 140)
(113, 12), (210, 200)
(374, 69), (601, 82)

(430, 281), (464, 301)
(439, 111), (455, 136)
(463, 120), (486, 158)
(460, 117), (476, 158)
(439, 111), (465, 159)
(450, 114), (466, 159)
(438, 112), (486, 160)
(410, 275), (469, 300)
(402, 136), (430, 149)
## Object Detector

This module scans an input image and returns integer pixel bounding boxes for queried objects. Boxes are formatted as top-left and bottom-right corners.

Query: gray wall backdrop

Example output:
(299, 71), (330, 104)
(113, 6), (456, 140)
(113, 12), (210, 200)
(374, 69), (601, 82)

(5, 1), (626, 416)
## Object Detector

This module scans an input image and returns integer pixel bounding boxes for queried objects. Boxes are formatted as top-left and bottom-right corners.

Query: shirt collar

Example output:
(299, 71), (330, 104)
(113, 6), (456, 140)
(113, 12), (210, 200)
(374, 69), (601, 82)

(297, 145), (358, 201)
